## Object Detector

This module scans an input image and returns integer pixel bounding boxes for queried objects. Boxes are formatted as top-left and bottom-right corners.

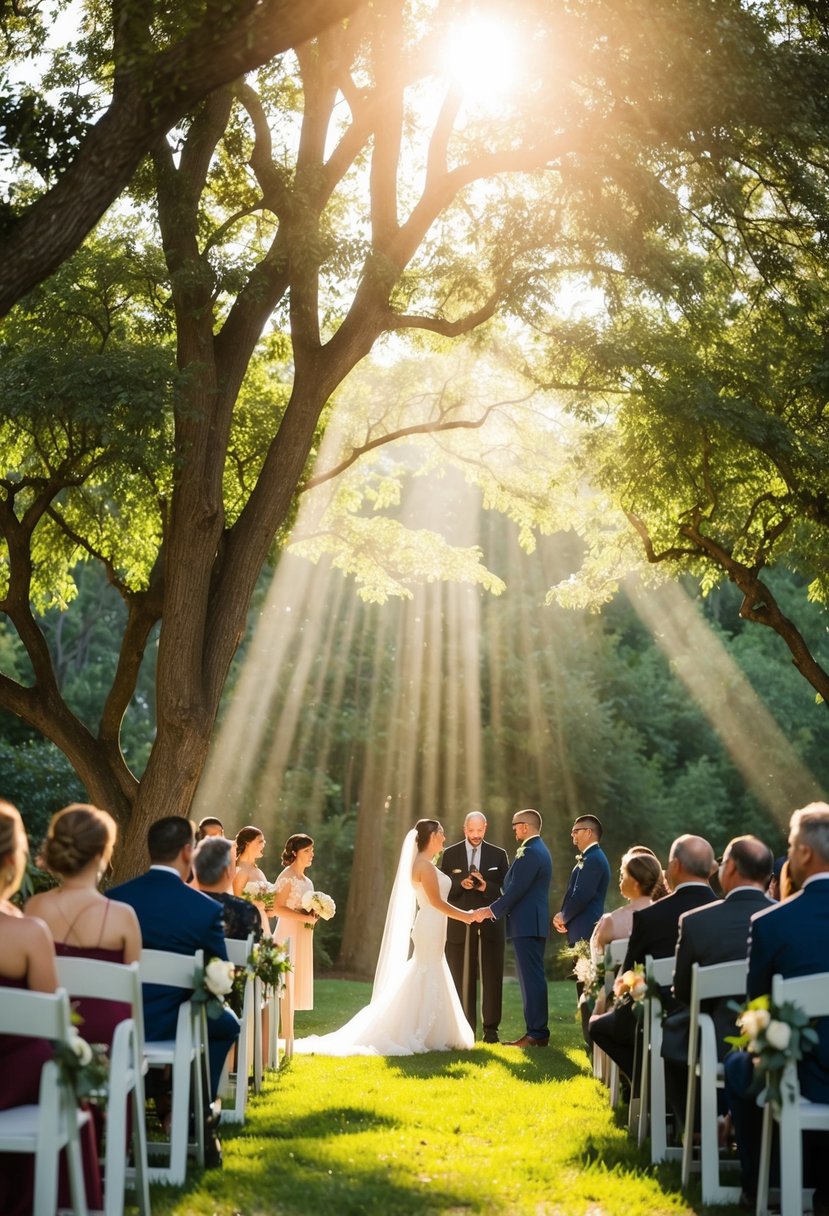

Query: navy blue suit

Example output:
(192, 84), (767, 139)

(490, 835), (553, 1040)
(559, 843), (611, 945)
(725, 876), (829, 1198)
(108, 867), (239, 1095)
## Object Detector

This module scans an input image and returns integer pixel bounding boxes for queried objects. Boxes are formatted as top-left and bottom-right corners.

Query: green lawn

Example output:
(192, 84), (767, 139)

(145, 977), (743, 1216)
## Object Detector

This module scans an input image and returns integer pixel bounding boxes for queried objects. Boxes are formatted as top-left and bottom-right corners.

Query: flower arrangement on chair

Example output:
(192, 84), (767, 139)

(245, 938), (293, 998)
(192, 957), (237, 1019)
(54, 1026), (110, 1103)
(726, 993), (818, 1112)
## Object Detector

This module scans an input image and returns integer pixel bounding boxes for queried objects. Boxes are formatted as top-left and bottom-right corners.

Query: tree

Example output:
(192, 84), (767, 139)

(3, 0), (828, 879)
(0, 0), (364, 315)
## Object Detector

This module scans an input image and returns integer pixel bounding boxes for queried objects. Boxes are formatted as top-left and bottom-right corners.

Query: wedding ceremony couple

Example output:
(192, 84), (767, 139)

(295, 810), (554, 1056)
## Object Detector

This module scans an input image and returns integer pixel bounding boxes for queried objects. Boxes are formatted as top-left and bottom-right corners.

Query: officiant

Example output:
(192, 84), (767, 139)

(440, 812), (509, 1043)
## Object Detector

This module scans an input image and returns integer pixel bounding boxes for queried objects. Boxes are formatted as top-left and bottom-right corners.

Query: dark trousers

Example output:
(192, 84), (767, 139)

(445, 924), (504, 1034)
(588, 1001), (637, 1088)
(207, 1008), (241, 1097)
(511, 935), (548, 1040)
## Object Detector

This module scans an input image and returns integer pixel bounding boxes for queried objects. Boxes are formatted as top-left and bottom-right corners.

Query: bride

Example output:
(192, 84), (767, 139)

(294, 819), (476, 1055)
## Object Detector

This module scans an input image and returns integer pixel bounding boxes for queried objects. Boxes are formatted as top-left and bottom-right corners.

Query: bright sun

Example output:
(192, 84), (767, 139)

(440, 17), (518, 112)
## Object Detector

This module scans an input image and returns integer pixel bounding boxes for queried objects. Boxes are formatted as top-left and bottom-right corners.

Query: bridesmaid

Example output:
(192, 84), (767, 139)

(272, 833), (318, 1013)
(25, 803), (142, 1044)
(232, 824), (272, 934)
(0, 799), (102, 1215)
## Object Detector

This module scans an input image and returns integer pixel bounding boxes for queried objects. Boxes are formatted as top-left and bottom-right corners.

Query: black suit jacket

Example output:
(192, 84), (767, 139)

(623, 882), (718, 975)
(662, 887), (771, 1062)
(440, 839), (509, 944)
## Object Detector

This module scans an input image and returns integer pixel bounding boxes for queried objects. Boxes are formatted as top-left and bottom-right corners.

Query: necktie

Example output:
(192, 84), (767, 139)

(471, 848), (478, 871)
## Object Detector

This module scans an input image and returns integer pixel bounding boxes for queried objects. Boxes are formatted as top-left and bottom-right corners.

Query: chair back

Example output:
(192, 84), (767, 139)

(55, 957), (145, 1048)
(771, 970), (829, 1017)
(224, 935), (254, 968)
(606, 937), (629, 967)
(692, 957), (748, 1004)
(139, 948), (203, 989)
(0, 985), (74, 1042)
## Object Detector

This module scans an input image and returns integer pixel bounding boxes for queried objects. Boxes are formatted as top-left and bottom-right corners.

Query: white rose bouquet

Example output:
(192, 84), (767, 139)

(726, 993), (819, 1112)
(300, 889), (336, 927)
(193, 956), (237, 1019)
(243, 938), (293, 997)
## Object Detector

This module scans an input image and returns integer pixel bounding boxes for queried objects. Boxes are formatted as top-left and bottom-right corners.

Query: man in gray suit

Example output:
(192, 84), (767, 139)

(662, 834), (774, 1133)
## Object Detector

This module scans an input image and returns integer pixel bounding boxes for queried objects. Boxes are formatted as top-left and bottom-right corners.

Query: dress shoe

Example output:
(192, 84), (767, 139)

(482, 1031), (500, 1044)
(504, 1034), (549, 1048)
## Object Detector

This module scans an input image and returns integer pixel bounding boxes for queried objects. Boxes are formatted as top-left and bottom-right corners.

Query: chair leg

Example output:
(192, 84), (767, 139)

(756, 1104), (773, 1216)
(130, 1075), (151, 1216)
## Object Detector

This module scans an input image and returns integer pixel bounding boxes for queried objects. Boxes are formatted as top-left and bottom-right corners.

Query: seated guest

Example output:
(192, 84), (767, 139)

(193, 836), (262, 942)
(661, 834), (773, 1134)
(0, 799), (102, 1215)
(107, 816), (239, 1100)
(588, 834), (717, 1088)
(725, 803), (829, 1214)
(591, 849), (668, 956)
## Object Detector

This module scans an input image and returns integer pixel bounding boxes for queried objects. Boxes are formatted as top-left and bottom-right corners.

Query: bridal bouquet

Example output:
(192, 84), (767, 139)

(242, 879), (276, 913)
(725, 993), (818, 1112)
(300, 889), (336, 927)
(192, 956), (237, 1019)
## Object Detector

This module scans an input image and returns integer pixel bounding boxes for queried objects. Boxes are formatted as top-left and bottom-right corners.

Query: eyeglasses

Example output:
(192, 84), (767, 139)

(571, 827), (588, 835)
(511, 821), (529, 828)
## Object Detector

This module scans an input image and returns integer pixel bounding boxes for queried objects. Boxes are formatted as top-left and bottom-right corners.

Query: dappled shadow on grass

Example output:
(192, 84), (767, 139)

(218, 1126), (476, 1216)
(383, 1041), (586, 1085)
(568, 1116), (739, 1216)
(235, 1102), (397, 1141)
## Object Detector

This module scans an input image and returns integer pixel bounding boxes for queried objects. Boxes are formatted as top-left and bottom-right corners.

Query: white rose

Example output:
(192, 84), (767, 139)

(740, 1008), (771, 1040)
(70, 1030), (93, 1065)
(205, 958), (235, 997)
(244, 881), (266, 896)
(764, 1020), (792, 1052)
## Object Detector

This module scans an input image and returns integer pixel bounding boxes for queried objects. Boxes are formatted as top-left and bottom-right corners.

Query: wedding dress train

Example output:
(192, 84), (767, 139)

(294, 862), (474, 1056)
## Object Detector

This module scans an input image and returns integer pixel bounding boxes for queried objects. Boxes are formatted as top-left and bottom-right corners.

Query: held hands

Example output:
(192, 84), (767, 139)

(470, 906), (495, 923)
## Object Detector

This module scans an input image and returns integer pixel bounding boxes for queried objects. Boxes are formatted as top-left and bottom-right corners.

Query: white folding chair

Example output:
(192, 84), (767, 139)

(638, 953), (681, 1162)
(139, 948), (207, 1185)
(0, 986), (90, 1216)
(218, 934), (254, 1124)
(756, 971), (829, 1216)
(593, 938), (629, 1100)
(55, 956), (151, 1216)
(680, 957), (747, 1204)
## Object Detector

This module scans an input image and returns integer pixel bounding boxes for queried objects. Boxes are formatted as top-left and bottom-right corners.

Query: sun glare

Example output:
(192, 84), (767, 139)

(441, 17), (518, 111)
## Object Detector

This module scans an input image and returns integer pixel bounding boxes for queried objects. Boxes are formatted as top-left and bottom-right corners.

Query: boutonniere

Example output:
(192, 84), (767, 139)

(515, 843), (527, 859)
(575, 853), (584, 869)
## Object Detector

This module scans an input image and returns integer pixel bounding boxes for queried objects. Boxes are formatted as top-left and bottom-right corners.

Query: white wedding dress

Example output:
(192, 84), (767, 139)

(294, 861), (474, 1056)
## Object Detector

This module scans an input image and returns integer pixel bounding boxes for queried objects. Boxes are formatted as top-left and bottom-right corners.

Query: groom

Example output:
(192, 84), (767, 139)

(475, 809), (553, 1047)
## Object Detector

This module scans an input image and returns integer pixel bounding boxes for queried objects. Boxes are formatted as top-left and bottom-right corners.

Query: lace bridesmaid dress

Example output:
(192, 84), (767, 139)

(273, 869), (315, 1009)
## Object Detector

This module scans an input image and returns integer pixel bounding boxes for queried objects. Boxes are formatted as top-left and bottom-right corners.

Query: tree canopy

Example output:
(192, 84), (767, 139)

(2, 0), (829, 877)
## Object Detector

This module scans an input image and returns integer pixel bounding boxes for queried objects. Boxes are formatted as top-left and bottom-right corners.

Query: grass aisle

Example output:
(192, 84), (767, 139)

(148, 978), (738, 1216)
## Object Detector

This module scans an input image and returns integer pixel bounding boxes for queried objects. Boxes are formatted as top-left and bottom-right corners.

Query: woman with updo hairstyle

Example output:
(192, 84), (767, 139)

(0, 800), (103, 1214)
(26, 803), (142, 1046)
(590, 848), (668, 958)
(272, 832), (319, 1014)
(232, 824), (272, 933)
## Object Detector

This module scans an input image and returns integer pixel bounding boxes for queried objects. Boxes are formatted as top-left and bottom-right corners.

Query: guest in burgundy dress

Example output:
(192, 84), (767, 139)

(0, 799), (103, 1215)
